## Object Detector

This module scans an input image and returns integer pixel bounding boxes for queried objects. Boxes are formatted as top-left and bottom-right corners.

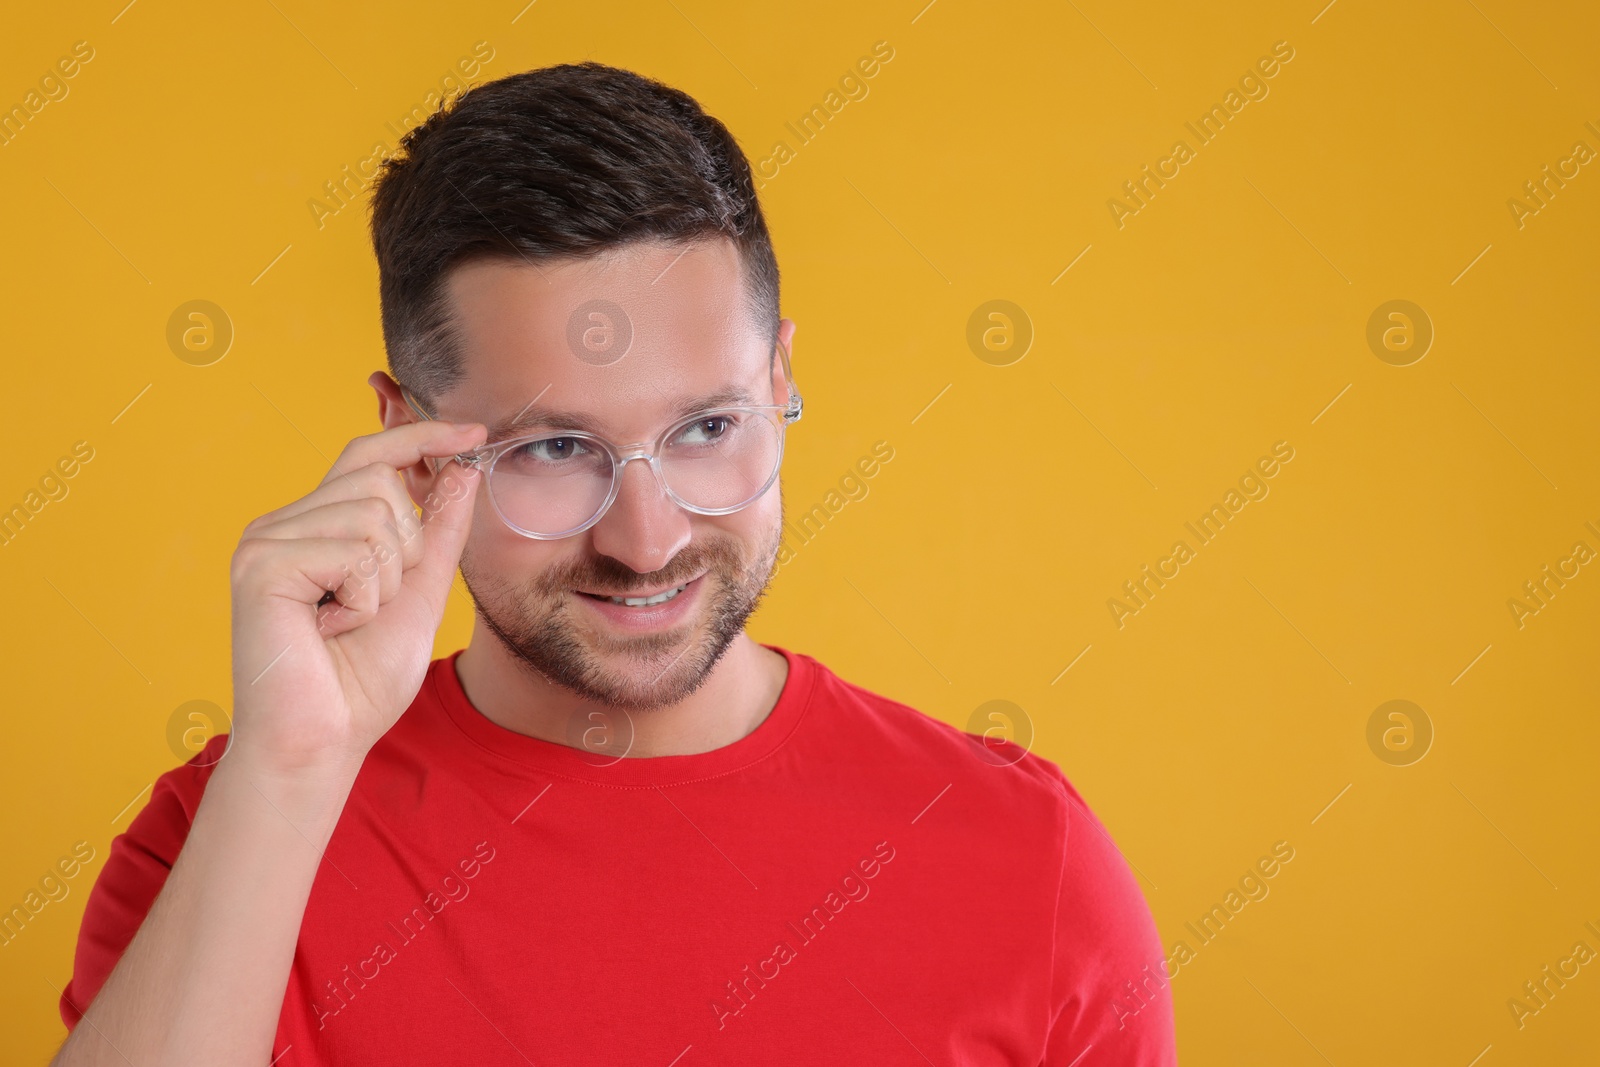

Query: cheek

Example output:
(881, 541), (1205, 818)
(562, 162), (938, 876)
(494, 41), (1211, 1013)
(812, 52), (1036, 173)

(469, 480), (541, 551)
(468, 486), (498, 539)
(739, 487), (785, 545)
(464, 506), (566, 584)
(693, 495), (780, 572)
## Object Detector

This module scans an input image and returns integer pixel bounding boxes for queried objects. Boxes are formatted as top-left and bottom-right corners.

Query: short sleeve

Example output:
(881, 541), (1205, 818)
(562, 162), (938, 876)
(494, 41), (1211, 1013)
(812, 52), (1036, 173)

(1042, 769), (1177, 1065)
(58, 735), (227, 1029)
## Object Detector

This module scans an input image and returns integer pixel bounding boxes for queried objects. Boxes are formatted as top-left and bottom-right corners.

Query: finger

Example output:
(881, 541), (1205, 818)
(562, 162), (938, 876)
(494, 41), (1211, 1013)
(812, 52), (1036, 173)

(249, 462), (423, 572)
(323, 421), (486, 493)
(404, 459), (482, 618)
(243, 498), (406, 607)
(232, 535), (383, 639)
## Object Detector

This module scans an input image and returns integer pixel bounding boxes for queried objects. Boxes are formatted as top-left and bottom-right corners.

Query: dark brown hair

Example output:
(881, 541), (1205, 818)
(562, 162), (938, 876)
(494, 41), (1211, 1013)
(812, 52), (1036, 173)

(368, 61), (779, 406)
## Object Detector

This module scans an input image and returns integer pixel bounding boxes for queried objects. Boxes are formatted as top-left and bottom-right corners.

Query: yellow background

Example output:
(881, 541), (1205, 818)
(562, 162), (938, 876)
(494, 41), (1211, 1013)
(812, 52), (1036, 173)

(3, 0), (1597, 1062)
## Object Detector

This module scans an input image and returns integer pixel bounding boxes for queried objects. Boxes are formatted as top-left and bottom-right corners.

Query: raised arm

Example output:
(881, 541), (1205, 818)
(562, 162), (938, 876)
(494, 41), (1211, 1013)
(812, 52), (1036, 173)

(52, 420), (485, 1066)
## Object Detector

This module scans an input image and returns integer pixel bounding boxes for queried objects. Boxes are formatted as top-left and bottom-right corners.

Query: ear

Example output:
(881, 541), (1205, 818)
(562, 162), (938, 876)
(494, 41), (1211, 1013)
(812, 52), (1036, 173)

(369, 371), (449, 508)
(370, 370), (414, 431)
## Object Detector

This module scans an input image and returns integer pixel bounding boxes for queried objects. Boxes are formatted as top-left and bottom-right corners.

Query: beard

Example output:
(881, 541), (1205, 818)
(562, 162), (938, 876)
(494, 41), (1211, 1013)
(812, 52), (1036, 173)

(458, 500), (784, 712)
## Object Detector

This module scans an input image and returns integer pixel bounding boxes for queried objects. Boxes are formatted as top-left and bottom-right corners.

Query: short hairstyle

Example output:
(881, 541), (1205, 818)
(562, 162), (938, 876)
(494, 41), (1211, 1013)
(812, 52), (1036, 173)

(368, 61), (780, 406)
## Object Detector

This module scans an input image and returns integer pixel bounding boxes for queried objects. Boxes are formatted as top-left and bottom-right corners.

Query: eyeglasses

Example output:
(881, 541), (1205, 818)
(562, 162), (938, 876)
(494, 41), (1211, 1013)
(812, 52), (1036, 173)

(400, 338), (803, 540)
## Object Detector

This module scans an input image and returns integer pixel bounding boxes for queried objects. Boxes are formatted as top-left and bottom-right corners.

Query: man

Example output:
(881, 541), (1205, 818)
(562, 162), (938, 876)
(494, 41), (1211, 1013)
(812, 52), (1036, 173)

(55, 62), (1177, 1065)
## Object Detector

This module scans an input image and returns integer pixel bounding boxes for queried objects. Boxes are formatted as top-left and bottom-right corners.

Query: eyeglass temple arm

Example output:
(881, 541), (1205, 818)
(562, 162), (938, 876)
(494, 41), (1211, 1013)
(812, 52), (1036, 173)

(398, 388), (483, 475)
(777, 336), (803, 424)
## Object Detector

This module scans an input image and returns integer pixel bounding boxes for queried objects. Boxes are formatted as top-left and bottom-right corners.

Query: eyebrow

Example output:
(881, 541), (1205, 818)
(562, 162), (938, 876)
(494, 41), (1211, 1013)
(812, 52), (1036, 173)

(484, 388), (764, 442)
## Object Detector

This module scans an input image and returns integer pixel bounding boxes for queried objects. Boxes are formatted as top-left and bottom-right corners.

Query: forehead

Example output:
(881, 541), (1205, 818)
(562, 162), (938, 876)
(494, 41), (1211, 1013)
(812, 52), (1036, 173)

(437, 238), (764, 437)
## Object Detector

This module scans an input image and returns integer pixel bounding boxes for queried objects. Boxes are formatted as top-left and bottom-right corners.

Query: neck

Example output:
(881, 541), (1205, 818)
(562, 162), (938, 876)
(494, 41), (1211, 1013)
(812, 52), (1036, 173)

(452, 626), (789, 758)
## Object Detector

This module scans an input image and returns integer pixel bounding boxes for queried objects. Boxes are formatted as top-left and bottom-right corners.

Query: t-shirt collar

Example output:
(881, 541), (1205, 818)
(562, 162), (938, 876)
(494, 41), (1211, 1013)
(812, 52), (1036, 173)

(429, 642), (815, 787)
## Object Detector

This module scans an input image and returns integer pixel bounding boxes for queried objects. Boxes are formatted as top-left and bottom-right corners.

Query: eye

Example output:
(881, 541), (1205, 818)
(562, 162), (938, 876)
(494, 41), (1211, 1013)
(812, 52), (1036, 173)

(675, 414), (734, 446)
(507, 436), (591, 465)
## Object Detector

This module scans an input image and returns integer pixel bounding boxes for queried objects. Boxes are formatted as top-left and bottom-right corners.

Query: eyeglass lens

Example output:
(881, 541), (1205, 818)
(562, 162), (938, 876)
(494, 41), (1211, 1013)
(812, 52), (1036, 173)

(486, 409), (784, 536)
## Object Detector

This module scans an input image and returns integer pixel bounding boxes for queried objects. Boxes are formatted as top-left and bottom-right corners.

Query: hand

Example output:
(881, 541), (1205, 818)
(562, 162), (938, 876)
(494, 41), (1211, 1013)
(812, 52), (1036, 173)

(226, 421), (487, 775)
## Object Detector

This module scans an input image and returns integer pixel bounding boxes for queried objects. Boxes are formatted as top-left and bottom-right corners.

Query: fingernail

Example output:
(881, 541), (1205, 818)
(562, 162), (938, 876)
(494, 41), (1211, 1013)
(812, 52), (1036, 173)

(451, 422), (479, 432)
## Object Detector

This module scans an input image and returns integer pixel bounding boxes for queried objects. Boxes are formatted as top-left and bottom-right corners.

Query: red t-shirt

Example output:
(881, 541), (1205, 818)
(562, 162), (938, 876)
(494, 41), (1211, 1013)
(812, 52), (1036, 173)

(61, 644), (1177, 1064)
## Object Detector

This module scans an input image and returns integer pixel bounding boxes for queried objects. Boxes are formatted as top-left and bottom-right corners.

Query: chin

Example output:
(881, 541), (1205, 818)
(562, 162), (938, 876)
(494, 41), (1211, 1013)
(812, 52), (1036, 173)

(464, 514), (781, 710)
(579, 630), (728, 710)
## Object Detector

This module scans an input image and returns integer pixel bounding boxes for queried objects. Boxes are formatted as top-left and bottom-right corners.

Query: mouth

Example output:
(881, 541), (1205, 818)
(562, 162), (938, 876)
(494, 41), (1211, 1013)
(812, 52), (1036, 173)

(577, 583), (690, 608)
(571, 573), (707, 633)
(575, 572), (706, 608)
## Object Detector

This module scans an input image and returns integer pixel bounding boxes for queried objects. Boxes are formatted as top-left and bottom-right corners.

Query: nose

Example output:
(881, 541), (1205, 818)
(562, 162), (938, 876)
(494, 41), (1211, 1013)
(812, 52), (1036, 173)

(587, 454), (692, 573)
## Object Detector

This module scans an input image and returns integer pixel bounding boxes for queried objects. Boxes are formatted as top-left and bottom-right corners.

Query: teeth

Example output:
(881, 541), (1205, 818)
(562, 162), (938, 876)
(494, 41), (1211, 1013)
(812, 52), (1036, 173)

(607, 584), (686, 607)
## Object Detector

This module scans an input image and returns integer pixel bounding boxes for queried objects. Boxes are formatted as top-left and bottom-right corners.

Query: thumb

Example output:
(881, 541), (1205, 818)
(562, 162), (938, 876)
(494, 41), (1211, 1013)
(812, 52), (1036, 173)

(409, 460), (482, 613)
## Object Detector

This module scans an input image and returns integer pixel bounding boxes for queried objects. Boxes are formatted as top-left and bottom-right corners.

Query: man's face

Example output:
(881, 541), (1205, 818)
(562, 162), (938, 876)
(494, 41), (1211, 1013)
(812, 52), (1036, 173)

(431, 238), (791, 711)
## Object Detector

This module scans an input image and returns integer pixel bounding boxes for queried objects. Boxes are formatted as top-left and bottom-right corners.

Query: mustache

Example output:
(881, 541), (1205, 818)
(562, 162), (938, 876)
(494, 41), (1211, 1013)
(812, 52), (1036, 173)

(545, 543), (733, 596)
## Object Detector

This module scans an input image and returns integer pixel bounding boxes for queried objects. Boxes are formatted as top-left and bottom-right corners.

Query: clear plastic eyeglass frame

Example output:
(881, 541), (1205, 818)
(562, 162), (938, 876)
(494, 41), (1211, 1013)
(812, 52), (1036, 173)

(399, 337), (803, 540)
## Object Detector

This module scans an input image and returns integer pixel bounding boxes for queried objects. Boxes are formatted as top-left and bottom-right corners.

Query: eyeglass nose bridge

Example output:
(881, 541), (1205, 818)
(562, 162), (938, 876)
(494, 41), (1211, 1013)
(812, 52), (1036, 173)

(613, 443), (656, 464)
(595, 442), (677, 517)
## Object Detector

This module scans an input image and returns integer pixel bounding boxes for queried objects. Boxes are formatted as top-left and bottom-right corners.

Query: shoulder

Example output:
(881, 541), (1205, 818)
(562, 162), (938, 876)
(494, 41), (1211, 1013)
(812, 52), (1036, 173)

(801, 652), (1155, 907)
(801, 650), (1079, 819)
